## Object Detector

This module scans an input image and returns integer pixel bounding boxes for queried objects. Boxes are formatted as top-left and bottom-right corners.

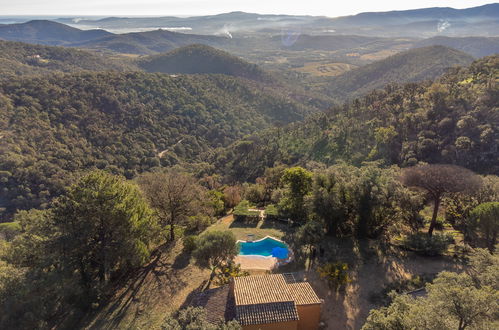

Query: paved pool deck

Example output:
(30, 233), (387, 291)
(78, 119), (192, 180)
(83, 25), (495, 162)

(234, 255), (278, 270)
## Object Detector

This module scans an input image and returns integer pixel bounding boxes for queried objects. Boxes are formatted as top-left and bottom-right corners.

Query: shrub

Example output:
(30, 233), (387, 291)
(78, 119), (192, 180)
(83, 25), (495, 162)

(434, 216), (445, 231)
(186, 215), (213, 234)
(0, 222), (21, 241)
(317, 262), (350, 290)
(183, 235), (198, 254)
(265, 204), (279, 220)
(215, 261), (249, 285)
(402, 232), (454, 256)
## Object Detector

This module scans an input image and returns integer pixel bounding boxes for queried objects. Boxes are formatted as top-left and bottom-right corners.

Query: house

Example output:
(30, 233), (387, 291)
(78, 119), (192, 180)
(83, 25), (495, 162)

(233, 274), (322, 330)
(192, 273), (322, 329)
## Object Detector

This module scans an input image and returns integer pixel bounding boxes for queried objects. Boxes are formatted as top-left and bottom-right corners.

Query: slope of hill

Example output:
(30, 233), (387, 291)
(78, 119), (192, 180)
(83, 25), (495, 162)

(213, 55), (498, 181)
(0, 40), (134, 77)
(414, 36), (499, 58)
(323, 45), (475, 100)
(72, 29), (228, 55)
(0, 20), (111, 45)
(0, 71), (320, 216)
(137, 44), (269, 81)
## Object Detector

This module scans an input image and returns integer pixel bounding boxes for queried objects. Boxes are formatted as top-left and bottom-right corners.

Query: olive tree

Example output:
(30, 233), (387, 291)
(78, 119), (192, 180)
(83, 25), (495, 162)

(192, 230), (238, 289)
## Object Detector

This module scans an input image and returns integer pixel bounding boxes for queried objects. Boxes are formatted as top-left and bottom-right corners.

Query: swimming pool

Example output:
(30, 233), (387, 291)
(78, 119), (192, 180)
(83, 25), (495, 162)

(237, 236), (289, 258)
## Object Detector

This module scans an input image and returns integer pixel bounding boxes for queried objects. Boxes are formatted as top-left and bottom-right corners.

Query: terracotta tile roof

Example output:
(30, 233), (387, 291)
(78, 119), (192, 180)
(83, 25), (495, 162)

(236, 302), (299, 325)
(232, 273), (322, 325)
(233, 274), (294, 305)
(190, 285), (236, 324)
(288, 282), (322, 305)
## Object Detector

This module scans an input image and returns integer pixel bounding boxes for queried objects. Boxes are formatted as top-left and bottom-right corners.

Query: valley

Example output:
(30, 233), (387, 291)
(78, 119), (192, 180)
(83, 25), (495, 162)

(0, 3), (498, 330)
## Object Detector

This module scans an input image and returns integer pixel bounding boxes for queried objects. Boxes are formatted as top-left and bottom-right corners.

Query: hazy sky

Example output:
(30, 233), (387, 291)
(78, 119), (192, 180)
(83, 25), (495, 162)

(0, 0), (495, 16)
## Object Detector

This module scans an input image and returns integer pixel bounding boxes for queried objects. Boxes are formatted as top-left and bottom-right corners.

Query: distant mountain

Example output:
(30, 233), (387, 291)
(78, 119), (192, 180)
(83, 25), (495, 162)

(0, 40), (134, 77)
(414, 36), (499, 58)
(137, 44), (269, 81)
(324, 45), (474, 100)
(58, 4), (499, 37)
(0, 20), (111, 45)
(76, 29), (229, 55)
(334, 4), (499, 25)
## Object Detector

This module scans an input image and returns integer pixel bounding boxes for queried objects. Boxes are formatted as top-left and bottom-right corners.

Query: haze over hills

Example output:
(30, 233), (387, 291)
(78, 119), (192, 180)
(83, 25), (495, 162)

(49, 3), (499, 37)
(322, 45), (475, 100)
(413, 36), (499, 58)
(75, 29), (228, 54)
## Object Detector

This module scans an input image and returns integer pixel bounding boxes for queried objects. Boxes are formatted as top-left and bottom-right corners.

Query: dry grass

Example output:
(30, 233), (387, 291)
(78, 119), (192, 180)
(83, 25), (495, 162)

(206, 214), (288, 241)
(302, 239), (464, 329)
(80, 215), (464, 330)
(81, 241), (210, 330)
(294, 62), (357, 76)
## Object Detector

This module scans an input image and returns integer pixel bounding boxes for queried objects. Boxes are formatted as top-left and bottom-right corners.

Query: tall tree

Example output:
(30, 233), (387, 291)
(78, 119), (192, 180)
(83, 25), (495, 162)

(470, 202), (499, 252)
(402, 164), (481, 236)
(52, 171), (156, 286)
(138, 170), (204, 241)
(279, 167), (312, 223)
(192, 230), (238, 289)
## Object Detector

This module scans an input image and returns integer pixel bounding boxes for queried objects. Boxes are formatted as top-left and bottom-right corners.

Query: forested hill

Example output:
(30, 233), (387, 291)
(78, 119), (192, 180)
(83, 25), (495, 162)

(0, 20), (111, 45)
(0, 71), (319, 217)
(214, 55), (499, 182)
(324, 45), (475, 100)
(0, 40), (135, 77)
(137, 44), (269, 81)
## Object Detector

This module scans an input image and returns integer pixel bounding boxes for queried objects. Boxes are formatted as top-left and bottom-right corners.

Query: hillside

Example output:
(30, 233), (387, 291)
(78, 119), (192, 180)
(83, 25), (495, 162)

(414, 36), (499, 58)
(137, 44), (269, 81)
(213, 55), (499, 181)
(0, 40), (134, 77)
(0, 71), (320, 216)
(323, 45), (475, 100)
(0, 20), (111, 45)
(73, 29), (228, 55)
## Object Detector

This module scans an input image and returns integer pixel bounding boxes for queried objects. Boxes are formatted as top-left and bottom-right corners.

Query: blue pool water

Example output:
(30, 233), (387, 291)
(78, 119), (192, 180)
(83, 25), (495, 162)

(238, 237), (289, 258)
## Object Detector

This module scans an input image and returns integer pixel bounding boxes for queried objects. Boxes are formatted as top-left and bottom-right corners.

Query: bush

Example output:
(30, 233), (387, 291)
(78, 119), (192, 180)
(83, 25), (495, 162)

(369, 274), (434, 305)
(215, 261), (249, 285)
(185, 215), (213, 234)
(183, 235), (198, 254)
(402, 232), (454, 256)
(434, 216), (445, 231)
(0, 222), (21, 241)
(317, 262), (350, 290)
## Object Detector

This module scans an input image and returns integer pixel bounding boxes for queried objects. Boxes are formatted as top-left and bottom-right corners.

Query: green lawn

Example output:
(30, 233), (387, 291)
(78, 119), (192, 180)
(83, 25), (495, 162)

(205, 214), (290, 241)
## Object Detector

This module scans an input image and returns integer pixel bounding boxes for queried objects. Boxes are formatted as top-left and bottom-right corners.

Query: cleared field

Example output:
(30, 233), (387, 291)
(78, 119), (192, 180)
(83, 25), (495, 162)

(294, 62), (358, 76)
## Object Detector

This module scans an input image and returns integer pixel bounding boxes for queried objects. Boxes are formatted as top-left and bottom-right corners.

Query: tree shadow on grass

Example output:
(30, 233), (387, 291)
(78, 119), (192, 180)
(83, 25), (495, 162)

(229, 217), (258, 228)
(79, 241), (184, 329)
(172, 249), (191, 270)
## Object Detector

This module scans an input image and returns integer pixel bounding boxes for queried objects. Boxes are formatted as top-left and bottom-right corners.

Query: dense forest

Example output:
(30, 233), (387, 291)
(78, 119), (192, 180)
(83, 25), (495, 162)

(138, 44), (269, 81)
(0, 40), (134, 77)
(214, 55), (498, 182)
(321, 45), (475, 100)
(0, 71), (322, 217)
